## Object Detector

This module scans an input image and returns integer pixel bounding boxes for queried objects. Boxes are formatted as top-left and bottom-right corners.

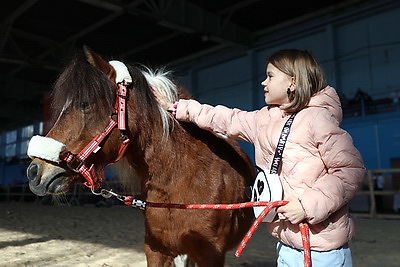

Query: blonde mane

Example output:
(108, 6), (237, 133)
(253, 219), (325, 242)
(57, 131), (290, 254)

(140, 67), (178, 139)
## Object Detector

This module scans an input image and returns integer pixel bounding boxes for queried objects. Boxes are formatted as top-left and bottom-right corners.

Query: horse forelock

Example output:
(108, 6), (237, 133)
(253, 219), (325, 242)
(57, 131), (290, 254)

(50, 53), (116, 124)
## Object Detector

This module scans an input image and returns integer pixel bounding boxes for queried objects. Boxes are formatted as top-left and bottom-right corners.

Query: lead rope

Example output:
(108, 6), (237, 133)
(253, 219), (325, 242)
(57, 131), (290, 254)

(299, 222), (311, 267)
(95, 189), (311, 266)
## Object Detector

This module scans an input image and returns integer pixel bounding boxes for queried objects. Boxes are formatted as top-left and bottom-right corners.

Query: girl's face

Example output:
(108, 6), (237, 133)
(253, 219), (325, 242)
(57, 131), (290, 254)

(261, 63), (294, 106)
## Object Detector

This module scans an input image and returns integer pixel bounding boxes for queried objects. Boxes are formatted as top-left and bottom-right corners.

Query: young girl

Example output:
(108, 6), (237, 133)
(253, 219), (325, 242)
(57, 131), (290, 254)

(161, 49), (365, 266)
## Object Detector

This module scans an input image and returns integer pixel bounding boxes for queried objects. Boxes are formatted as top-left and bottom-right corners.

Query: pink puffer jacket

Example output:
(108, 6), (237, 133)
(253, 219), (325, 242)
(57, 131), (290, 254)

(176, 86), (365, 251)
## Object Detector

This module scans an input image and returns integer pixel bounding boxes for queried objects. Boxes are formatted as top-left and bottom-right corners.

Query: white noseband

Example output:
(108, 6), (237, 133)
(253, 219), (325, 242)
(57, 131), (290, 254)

(27, 135), (66, 163)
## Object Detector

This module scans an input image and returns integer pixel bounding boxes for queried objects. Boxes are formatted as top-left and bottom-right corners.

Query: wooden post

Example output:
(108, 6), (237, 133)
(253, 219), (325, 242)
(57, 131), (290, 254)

(367, 170), (376, 218)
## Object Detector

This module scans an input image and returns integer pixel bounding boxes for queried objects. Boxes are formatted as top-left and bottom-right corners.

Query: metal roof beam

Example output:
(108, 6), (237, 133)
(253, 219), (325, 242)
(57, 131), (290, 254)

(3, 0), (40, 24)
(131, 0), (253, 46)
(119, 31), (182, 58)
(218, 0), (260, 16)
(7, 5), (127, 77)
(10, 0), (146, 71)
(0, 0), (40, 53)
(10, 28), (60, 48)
(0, 55), (60, 71)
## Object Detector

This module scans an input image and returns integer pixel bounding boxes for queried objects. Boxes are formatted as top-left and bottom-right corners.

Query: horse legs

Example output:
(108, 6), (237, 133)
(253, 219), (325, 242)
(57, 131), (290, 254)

(144, 242), (222, 267)
(171, 255), (196, 267)
(144, 246), (196, 267)
(144, 243), (175, 267)
(188, 251), (225, 267)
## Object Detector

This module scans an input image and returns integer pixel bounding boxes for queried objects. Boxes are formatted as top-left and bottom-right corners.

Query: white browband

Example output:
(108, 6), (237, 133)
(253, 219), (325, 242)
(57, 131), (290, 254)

(27, 135), (66, 163)
(109, 60), (132, 84)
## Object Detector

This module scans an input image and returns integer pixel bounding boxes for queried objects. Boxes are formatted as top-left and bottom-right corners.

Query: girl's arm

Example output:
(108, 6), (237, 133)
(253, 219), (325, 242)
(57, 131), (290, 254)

(174, 99), (260, 143)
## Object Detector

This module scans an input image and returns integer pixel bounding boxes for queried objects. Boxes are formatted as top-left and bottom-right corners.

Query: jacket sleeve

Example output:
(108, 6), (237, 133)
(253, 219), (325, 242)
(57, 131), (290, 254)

(175, 99), (259, 143)
(298, 110), (365, 224)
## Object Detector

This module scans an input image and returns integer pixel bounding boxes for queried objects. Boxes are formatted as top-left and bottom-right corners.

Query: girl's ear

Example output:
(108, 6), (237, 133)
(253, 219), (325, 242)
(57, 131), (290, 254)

(83, 45), (116, 82)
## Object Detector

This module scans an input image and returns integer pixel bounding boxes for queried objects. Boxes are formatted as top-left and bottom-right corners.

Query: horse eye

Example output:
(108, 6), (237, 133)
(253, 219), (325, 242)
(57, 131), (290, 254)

(78, 102), (91, 111)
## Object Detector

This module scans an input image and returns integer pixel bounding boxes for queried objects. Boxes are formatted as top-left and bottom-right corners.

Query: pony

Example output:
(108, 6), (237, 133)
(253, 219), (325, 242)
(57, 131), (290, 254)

(26, 47), (255, 267)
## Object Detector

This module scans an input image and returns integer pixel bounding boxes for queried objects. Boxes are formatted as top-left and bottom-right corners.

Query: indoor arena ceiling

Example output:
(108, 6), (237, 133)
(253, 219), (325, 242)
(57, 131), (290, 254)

(0, 0), (375, 132)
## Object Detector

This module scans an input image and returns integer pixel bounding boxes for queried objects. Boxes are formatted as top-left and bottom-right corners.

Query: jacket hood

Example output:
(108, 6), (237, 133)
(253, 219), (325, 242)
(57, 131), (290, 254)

(308, 86), (342, 123)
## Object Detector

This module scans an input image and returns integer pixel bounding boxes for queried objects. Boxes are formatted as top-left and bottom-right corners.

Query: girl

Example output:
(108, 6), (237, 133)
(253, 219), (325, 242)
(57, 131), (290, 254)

(161, 49), (365, 266)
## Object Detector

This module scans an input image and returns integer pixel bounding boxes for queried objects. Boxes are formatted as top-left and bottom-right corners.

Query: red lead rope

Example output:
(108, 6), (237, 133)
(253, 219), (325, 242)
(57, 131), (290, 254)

(299, 222), (311, 267)
(122, 196), (311, 266)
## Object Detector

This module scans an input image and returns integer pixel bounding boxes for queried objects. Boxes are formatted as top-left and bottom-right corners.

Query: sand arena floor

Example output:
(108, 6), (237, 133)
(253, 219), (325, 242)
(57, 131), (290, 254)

(0, 201), (399, 267)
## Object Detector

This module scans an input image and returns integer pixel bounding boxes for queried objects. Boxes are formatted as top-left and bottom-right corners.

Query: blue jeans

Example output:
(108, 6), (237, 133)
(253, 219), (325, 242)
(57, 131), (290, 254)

(277, 242), (352, 267)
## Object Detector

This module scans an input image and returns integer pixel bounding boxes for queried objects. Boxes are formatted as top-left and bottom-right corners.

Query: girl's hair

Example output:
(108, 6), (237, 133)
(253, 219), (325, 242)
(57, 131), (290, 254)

(268, 49), (327, 112)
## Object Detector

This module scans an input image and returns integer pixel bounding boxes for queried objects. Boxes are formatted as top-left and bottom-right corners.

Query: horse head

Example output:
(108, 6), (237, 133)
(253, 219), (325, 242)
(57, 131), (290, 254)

(26, 47), (149, 196)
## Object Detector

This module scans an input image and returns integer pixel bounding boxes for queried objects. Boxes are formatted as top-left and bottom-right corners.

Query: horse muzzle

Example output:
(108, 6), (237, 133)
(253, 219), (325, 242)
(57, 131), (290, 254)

(27, 158), (72, 196)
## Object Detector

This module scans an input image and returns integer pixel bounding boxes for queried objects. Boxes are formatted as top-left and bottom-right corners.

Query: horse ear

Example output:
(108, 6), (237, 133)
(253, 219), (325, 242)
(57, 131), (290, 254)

(83, 45), (116, 82)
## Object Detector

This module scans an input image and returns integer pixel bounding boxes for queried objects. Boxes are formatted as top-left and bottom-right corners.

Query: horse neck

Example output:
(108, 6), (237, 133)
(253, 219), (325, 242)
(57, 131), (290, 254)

(121, 126), (184, 201)
(124, 102), (179, 183)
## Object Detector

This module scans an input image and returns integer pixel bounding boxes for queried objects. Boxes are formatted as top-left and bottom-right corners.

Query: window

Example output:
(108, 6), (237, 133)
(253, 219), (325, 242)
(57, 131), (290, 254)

(5, 130), (17, 159)
(0, 122), (42, 161)
(20, 125), (35, 158)
(21, 125), (34, 139)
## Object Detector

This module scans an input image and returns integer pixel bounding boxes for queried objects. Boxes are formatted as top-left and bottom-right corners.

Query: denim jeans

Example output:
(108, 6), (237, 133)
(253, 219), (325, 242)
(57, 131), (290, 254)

(277, 241), (352, 267)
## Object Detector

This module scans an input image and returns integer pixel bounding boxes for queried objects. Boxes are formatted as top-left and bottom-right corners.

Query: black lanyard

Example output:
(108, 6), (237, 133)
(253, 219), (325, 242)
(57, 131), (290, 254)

(270, 113), (296, 175)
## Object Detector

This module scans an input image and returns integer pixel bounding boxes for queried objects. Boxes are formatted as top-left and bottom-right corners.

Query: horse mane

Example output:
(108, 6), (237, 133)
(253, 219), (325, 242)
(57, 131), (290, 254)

(110, 65), (184, 194)
(130, 65), (185, 139)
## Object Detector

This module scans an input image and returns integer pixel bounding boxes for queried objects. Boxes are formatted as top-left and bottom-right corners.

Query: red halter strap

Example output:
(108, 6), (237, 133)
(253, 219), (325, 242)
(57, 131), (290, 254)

(116, 83), (127, 130)
(61, 82), (130, 190)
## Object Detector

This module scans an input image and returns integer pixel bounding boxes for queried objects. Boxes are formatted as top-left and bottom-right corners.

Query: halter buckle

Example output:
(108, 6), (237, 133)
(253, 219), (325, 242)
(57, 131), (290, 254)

(67, 156), (84, 172)
(117, 93), (127, 99)
(120, 134), (128, 141)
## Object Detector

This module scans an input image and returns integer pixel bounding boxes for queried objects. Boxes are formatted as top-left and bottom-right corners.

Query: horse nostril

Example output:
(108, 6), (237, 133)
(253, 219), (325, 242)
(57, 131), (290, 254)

(27, 163), (40, 184)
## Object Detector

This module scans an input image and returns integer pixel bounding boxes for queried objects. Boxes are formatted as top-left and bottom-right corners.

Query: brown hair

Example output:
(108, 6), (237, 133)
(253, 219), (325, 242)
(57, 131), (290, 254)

(268, 49), (327, 112)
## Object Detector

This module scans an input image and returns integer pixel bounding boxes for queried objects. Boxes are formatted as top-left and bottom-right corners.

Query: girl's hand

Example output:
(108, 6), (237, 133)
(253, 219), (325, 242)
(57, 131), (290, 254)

(152, 86), (175, 111)
(154, 93), (173, 110)
(276, 199), (306, 224)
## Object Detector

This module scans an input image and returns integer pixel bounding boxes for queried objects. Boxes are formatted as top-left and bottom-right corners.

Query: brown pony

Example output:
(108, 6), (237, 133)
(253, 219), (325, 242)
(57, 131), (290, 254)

(26, 47), (255, 266)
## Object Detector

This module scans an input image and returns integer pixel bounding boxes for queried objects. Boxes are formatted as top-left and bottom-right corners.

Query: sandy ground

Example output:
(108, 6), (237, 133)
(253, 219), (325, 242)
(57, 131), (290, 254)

(0, 201), (399, 267)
